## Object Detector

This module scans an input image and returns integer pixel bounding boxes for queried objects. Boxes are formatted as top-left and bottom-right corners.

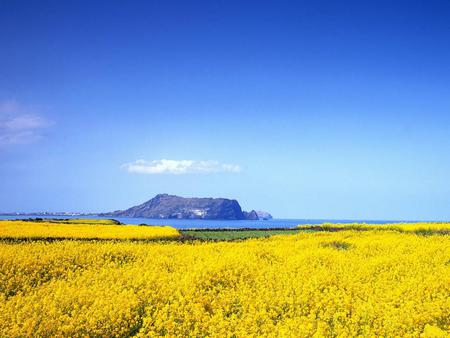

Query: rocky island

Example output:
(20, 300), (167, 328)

(102, 194), (272, 220)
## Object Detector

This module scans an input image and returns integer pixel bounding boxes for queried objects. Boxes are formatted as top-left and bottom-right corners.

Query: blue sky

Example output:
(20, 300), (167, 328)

(1, 0), (450, 219)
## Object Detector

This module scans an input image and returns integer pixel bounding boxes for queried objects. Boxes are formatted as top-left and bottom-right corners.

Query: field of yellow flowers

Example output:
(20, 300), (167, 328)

(0, 221), (449, 337)
(301, 222), (450, 234)
(0, 220), (180, 240)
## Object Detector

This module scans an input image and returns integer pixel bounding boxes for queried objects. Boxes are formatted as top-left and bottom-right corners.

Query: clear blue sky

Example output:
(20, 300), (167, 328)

(1, 0), (450, 219)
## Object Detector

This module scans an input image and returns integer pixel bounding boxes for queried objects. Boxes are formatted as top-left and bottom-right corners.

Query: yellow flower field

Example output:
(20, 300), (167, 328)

(0, 226), (449, 337)
(300, 222), (450, 234)
(0, 220), (180, 240)
(36, 218), (121, 225)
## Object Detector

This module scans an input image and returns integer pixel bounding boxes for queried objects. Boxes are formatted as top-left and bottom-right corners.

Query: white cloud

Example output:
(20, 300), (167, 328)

(122, 159), (241, 175)
(0, 100), (52, 145)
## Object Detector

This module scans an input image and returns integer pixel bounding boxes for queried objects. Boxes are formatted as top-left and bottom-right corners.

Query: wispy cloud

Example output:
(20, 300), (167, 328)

(122, 159), (241, 175)
(0, 100), (52, 145)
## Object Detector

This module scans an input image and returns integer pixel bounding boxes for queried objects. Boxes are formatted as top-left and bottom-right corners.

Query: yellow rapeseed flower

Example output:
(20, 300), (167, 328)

(0, 221), (448, 337)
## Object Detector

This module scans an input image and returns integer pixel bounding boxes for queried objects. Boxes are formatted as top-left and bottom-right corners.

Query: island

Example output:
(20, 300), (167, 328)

(101, 194), (272, 220)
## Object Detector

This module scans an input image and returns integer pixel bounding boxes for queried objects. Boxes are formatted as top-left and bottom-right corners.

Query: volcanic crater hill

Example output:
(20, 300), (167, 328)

(102, 194), (272, 220)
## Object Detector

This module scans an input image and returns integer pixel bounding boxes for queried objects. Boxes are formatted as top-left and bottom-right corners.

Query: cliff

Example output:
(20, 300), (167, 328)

(102, 194), (272, 220)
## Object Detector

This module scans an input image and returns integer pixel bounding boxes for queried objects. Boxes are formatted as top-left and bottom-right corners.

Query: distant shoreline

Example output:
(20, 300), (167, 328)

(0, 214), (443, 230)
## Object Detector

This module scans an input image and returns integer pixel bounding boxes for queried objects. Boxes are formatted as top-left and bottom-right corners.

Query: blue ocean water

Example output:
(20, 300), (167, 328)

(0, 215), (416, 229)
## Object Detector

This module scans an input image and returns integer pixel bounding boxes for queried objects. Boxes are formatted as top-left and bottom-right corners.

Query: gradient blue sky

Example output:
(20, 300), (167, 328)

(1, 0), (450, 219)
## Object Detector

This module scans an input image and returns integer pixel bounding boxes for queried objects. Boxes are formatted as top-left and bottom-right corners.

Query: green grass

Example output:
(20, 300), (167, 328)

(180, 229), (303, 241)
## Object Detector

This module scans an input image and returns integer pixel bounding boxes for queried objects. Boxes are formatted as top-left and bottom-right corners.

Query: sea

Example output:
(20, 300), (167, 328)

(0, 215), (418, 230)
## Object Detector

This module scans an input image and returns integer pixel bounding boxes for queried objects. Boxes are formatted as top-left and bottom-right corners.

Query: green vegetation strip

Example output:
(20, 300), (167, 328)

(181, 229), (304, 241)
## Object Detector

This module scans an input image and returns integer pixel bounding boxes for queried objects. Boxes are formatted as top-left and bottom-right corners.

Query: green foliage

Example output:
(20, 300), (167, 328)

(181, 229), (303, 241)
(321, 241), (353, 250)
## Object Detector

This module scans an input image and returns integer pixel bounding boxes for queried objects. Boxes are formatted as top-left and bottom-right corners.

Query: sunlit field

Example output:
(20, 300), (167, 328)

(0, 220), (448, 337)
(301, 222), (450, 234)
(0, 220), (180, 240)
